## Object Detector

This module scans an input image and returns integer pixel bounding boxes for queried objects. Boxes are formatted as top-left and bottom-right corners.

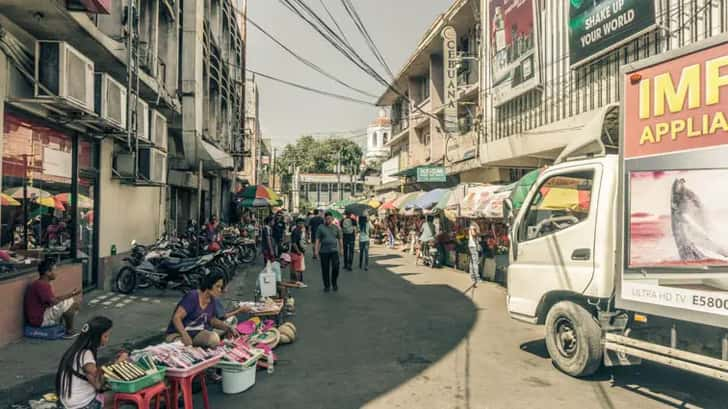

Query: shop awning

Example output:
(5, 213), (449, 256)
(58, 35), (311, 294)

(200, 140), (234, 170)
(392, 191), (422, 209)
(407, 188), (451, 210)
(391, 165), (420, 177)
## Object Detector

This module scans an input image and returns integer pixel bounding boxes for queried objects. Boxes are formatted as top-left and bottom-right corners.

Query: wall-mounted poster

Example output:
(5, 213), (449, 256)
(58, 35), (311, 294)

(569, 0), (656, 67)
(489, 0), (540, 106)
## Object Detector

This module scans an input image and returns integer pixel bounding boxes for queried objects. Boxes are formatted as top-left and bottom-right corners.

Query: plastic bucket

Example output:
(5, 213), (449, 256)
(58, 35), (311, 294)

(222, 364), (256, 394)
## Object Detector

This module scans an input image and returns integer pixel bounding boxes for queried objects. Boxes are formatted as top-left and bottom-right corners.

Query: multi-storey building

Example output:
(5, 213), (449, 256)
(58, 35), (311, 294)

(0, 0), (245, 346)
(480, 0), (725, 172)
(376, 0), (488, 193)
(240, 75), (262, 186)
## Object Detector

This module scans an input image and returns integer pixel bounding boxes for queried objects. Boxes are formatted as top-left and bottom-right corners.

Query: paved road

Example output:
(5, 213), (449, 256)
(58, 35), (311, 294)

(203, 246), (728, 409)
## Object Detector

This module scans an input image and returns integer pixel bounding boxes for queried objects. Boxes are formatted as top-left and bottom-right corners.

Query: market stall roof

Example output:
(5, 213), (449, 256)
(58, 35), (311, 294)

(460, 185), (502, 218)
(392, 191), (422, 209)
(474, 189), (511, 219)
(510, 168), (543, 210)
(407, 188), (451, 210)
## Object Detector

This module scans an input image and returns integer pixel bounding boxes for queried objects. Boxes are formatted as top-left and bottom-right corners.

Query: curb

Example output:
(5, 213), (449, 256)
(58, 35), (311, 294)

(1, 332), (166, 408)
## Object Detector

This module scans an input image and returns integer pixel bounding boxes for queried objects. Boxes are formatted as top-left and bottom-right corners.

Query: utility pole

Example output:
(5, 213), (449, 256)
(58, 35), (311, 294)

(337, 149), (342, 201)
(272, 147), (277, 191)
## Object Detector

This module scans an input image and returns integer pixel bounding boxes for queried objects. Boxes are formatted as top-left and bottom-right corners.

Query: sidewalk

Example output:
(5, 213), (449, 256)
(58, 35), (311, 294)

(0, 263), (257, 408)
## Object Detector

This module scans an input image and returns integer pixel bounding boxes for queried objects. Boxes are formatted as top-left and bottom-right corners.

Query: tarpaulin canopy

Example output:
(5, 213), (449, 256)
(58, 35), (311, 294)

(510, 168), (543, 210)
(537, 187), (591, 212)
(392, 191), (422, 209)
(474, 189), (511, 219)
(406, 188), (451, 210)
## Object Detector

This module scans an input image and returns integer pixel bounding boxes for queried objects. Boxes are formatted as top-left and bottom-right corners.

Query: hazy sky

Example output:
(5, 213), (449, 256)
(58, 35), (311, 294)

(247, 0), (454, 148)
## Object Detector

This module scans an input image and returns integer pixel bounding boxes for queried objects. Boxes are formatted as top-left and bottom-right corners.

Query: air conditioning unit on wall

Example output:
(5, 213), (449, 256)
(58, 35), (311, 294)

(115, 147), (167, 184)
(131, 95), (149, 141)
(150, 109), (167, 151)
(35, 41), (94, 111)
(94, 73), (127, 129)
(139, 148), (167, 183)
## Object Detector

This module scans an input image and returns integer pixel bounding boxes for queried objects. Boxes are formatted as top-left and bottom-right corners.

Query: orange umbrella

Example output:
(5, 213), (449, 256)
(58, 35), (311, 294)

(1, 193), (20, 206)
(35, 196), (66, 211)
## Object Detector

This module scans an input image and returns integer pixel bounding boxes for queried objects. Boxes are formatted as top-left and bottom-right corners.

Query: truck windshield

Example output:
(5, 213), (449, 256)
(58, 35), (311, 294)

(519, 170), (595, 241)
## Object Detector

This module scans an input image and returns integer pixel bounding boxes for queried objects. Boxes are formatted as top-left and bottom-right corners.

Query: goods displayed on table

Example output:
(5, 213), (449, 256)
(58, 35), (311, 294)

(218, 339), (265, 368)
(102, 361), (149, 381)
(103, 355), (167, 393)
(239, 298), (284, 314)
(132, 342), (224, 370)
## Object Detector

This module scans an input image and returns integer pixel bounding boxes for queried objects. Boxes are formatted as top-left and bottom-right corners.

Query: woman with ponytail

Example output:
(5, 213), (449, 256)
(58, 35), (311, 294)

(56, 316), (113, 409)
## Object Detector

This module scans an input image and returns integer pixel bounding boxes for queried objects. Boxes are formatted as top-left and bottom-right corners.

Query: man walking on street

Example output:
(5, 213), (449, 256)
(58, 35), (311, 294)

(273, 211), (286, 255)
(341, 212), (356, 271)
(309, 209), (324, 245)
(314, 211), (343, 292)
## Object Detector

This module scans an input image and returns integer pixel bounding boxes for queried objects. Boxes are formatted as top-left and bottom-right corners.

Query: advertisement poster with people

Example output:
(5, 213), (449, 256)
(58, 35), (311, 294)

(619, 39), (728, 324)
(489, 0), (540, 106)
(569, 0), (655, 66)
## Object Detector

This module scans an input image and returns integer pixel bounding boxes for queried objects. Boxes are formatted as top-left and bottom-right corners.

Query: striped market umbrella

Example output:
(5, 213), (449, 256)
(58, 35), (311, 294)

(4, 186), (51, 199)
(237, 185), (282, 206)
(35, 196), (66, 211)
(55, 193), (94, 209)
(1, 193), (20, 206)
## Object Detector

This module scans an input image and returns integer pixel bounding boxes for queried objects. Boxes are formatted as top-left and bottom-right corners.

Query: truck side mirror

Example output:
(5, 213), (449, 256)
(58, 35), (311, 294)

(503, 198), (514, 225)
(503, 198), (518, 260)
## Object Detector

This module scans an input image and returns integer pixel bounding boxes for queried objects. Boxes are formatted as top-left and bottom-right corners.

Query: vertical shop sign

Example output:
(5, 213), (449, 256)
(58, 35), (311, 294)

(569, 0), (655, 67)
(489, 0), (540, 106)
(442, 26), (459, 134)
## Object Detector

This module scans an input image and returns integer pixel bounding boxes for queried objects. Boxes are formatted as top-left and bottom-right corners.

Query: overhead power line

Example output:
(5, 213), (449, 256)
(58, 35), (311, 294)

(246, 15), (378, 98)
(319, 0), (352, 48)
(247, 68), (376, 106)
(339, 0), (394, 80)
(279, 0), (456, 127)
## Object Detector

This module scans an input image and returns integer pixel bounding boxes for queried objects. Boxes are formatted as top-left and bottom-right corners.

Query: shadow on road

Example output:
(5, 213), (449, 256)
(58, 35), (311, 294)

(519, 339), (550, 359)
(208, 251), (479, 409)
(521, 337), (728, 408)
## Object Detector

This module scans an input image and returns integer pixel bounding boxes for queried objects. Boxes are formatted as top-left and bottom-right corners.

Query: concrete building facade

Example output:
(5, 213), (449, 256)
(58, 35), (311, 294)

(0, 0), (246, 346)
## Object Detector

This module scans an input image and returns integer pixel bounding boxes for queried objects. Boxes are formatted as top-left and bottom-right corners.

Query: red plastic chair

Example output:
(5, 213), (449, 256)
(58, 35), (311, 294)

(167, 371), (210, 409)
(113, 381), (169, 409)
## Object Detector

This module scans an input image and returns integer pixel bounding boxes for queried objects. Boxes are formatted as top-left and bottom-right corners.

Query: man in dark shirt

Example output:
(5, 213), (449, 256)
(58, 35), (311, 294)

(308, 209), (324, 249)
(314, 212), (343, 292)
(272, 212), (286, 255)
(24, 259), (80, 337)
(261, 216), (275, 262)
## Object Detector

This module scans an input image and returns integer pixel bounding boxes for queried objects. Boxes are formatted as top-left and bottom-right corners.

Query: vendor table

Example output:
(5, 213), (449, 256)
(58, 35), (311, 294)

(166, 356), (221, 409)
(245, 299), (285, 325)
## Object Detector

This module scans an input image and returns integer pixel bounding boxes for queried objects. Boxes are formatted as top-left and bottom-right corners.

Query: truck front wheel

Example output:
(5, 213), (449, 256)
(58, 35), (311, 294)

(544, 301), (602, 377)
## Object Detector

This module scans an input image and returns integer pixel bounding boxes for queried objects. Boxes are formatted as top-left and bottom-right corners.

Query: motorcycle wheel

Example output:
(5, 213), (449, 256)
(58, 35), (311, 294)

(116, 267), (137, 294)
(209, 265), (230, 285)
(180, 271), (203, 293)
(241, 246), (256, 263)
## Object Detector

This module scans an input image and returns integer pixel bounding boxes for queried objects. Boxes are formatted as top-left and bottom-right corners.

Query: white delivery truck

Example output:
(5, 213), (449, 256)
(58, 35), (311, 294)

(505, 34), (728, 380)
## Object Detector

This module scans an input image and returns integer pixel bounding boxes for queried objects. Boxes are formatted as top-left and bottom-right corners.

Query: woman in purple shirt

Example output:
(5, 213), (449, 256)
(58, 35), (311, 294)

(165, 272), (239, 348)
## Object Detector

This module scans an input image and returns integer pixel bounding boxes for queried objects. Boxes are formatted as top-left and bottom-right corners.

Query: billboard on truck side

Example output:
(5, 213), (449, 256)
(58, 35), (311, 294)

(618, 34), (728, 328)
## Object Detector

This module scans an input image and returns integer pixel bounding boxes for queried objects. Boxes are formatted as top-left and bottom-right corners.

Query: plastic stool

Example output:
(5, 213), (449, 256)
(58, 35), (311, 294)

(113, 381), (169, 409)
(168, 371), (210, 409)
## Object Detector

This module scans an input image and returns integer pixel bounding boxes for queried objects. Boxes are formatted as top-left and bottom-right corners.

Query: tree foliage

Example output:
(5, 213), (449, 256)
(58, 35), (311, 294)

(276, 136), (363, 181)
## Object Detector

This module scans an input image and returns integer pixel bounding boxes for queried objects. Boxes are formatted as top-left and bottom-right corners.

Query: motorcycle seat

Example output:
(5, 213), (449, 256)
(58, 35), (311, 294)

(159, 257), (200, 270)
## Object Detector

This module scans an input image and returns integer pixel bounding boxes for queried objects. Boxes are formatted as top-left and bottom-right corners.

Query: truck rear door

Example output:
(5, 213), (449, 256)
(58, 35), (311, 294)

(508, 163), (603, 319)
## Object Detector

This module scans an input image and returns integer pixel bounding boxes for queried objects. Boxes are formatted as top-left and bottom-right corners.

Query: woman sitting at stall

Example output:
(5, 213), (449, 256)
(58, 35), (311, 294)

(166, 272), (239, 348)
(56, 316), (116, 409)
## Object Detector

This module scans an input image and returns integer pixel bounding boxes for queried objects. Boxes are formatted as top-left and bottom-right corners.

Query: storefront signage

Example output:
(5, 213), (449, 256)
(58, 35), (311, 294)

(489, 0), (541, 106)
(569, 0), (655, 67)
(620, 39), (728, 328)
(442, 26), (459, 134)
(417, 166), (447, 183)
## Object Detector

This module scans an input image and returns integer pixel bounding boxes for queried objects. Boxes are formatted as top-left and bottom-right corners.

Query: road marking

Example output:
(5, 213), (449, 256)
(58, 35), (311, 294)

(141, 297), (150, 302)
(102, 301), (112, 306)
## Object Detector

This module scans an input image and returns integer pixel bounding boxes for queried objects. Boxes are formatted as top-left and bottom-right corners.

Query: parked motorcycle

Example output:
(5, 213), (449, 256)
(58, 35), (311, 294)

(115, 240), (210, 294)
